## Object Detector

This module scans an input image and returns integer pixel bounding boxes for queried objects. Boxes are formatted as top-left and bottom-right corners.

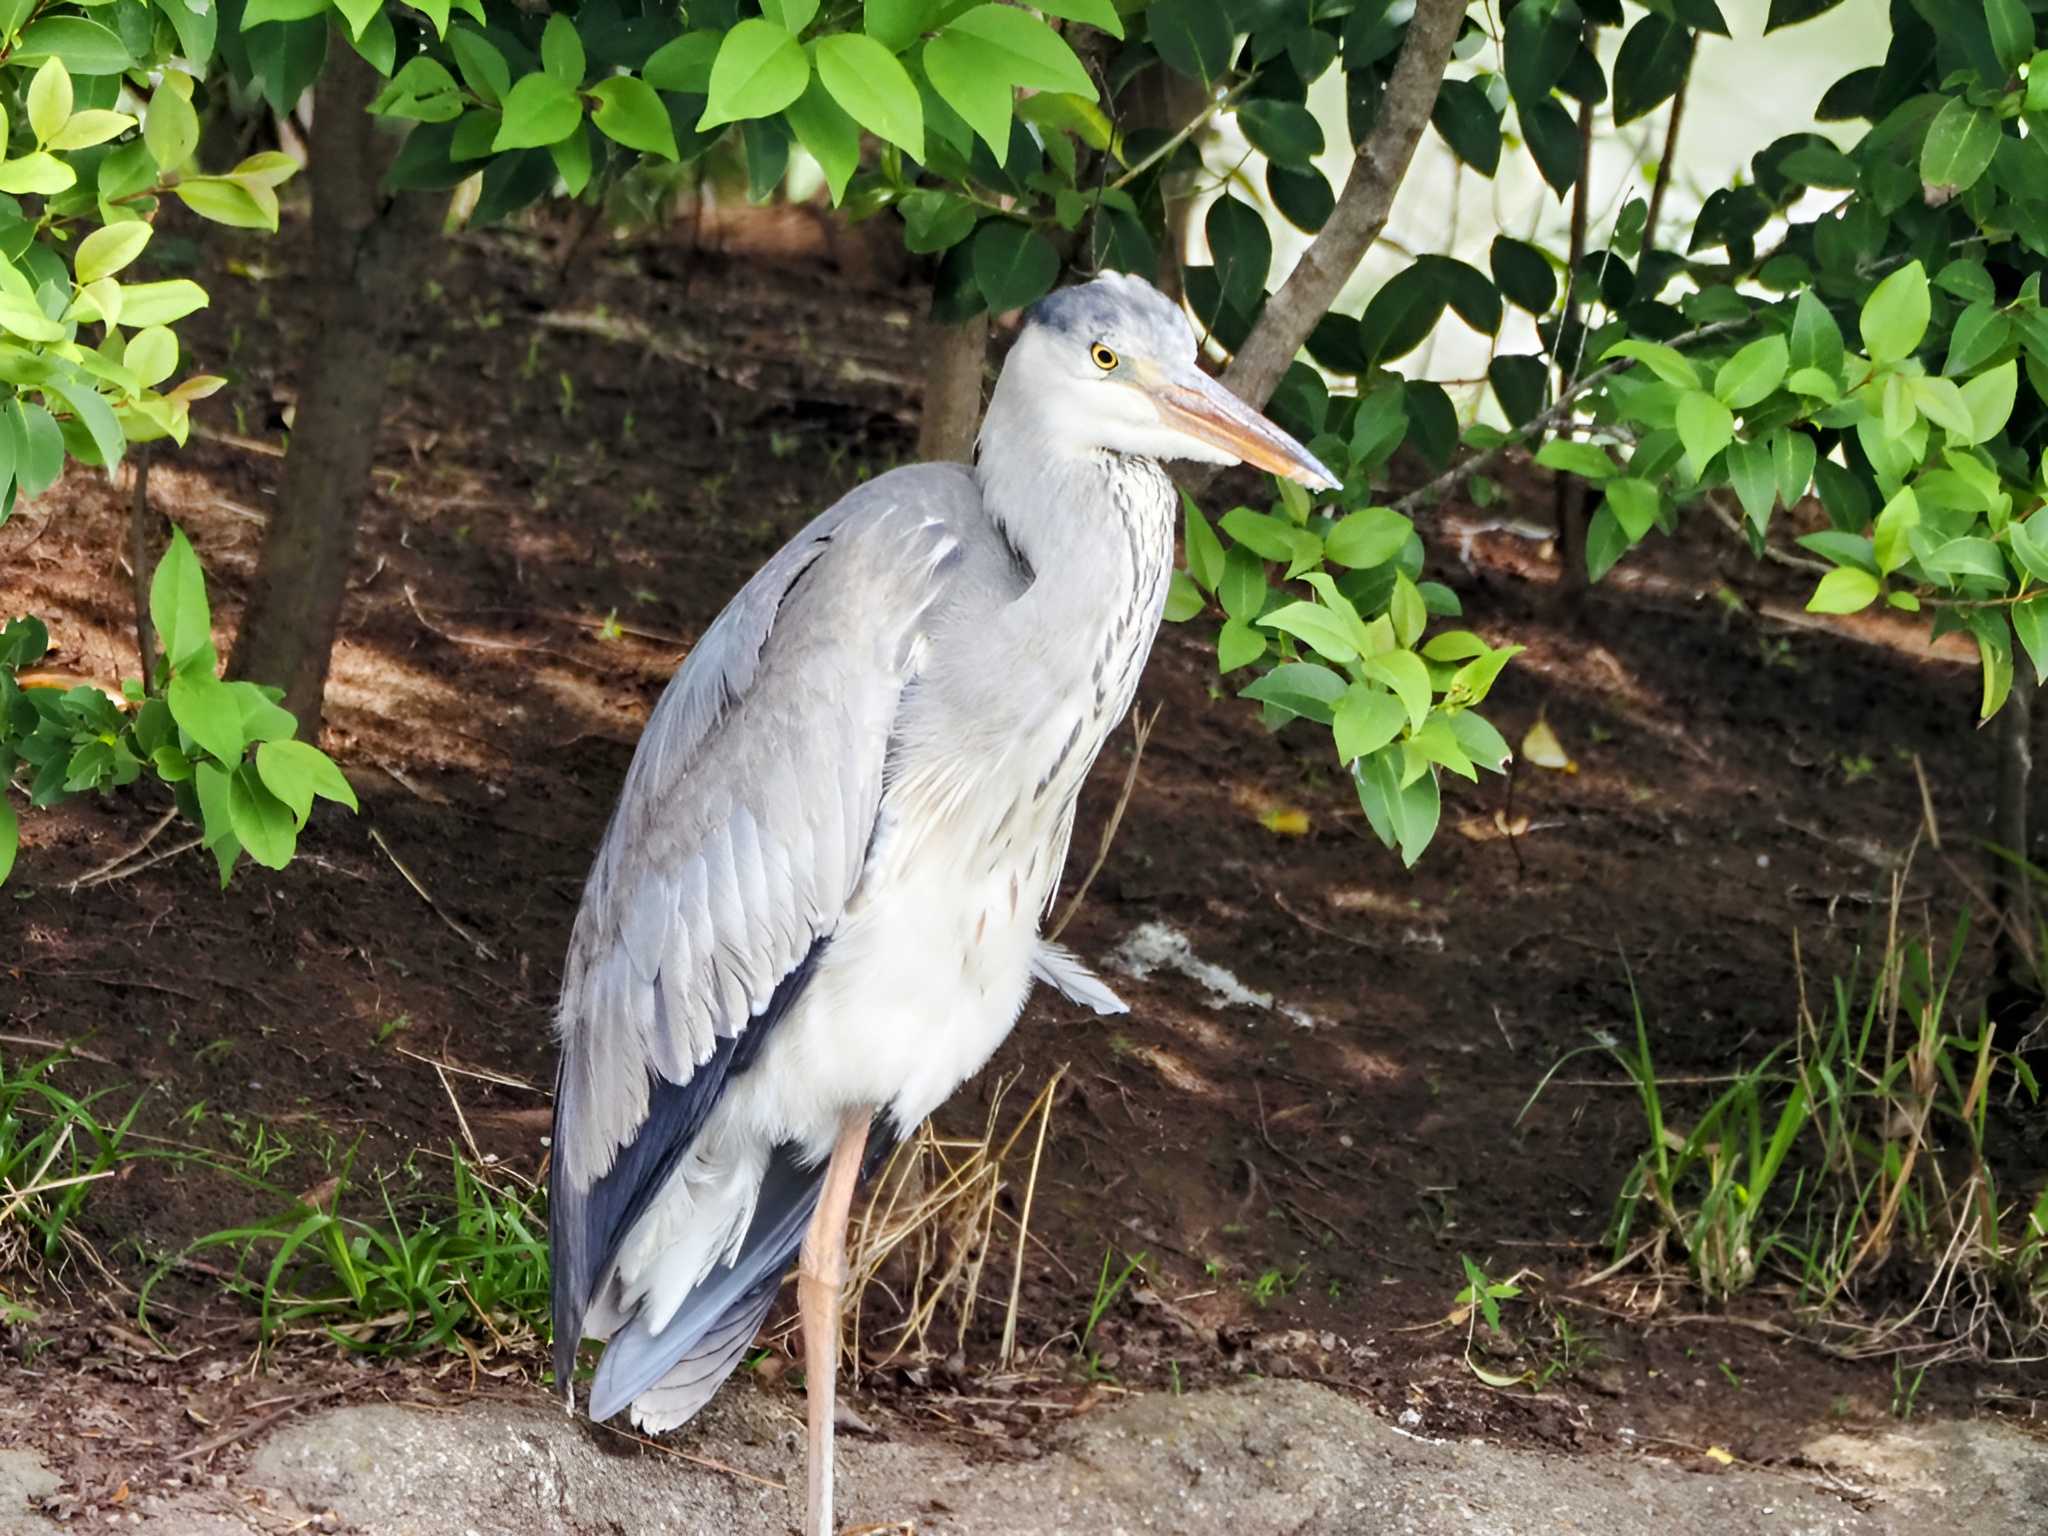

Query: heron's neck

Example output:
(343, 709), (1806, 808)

(971, 414), (1175, 603)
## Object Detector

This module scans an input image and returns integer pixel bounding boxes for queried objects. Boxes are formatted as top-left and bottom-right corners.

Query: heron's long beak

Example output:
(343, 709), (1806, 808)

(1152, 367), (1341, 491)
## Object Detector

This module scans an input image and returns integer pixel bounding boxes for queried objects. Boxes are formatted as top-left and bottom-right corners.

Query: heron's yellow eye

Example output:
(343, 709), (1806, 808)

(1090, 342), (1118, 371)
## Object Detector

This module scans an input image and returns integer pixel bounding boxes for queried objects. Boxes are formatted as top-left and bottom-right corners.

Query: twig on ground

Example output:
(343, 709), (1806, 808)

(0, 1033), (118, 1066)
(70, 808), (178, 891)
(403, 584), (598, 672)
(170, 1386), (350, 1464)
(367, 825), (499, 961)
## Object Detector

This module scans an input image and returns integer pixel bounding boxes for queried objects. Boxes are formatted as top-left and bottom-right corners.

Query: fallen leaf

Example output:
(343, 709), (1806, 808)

(1704, 1445), (1735, 1466)
(1521, 717), (1578, 773)
(1259, 807), (1311, 836)
(1456, 812), (1533, 842)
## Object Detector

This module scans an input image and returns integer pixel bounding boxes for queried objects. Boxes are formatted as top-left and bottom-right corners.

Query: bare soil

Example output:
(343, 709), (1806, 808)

(3, 202), (2045, 1525)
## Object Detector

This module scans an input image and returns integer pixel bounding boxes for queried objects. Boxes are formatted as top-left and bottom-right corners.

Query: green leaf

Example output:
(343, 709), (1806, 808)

(642, 30), (719, 93)
(1447, 710), (1512, 774)
(228, 763), (296, 868)
(1217, 616), (1265, 671)
(1909, 375), (1976, 438)
(1605, 477), (1661, 540)
(494, 72), (582, 150)
(1987, 0), (2033, 69)
(146, 81), (201, 173)
(784, 77), (858, 203)
(173, 176), (275, 230)
(1164, 569), (1202, 621)
(550, 119), (592, 195)
(1807, 566), (1880, 614)
(0, 795), (15, 886)
(2014, 595), (2048, 684)
(1239, 98), (1323, 166)
(894, 187), (976, 253)
(1958, 360), (2018, 445)
(1603, 338), (1700, 388)
(1919, 98), (2001, 198)
(699, 18), (810, 131)
(243, 0), (330, 24)
(1431, 78), (1500, 176)
(1490, 236), (1555, 315)
(1788, 289), (1843, 379)
(1146, 0), (1232, 85)
(1183, 493), (1224, 593)
(1262, 600), (1358, 662)
(17, 403), (61, 496)
(1362, 650), (1432, 733)
(971, 218), (1057, 313)
(75, 221), (151, 285)
(1034, 0), (1122, 38)
(0, 154), (73, 196)
(256, 738), (357, 825)
(168, 668), (244, 764)
(150, 525), (211, 672)
(589, 77), (677, 160)
(1675, 389), (1734, 472)
(13, 16), (135, 74)
(1324, 507), (1413, 568)
(1219, 545), (1266, 622)
(26, 58), (69, 147)
(47, 377), (124, 471)
(1725, 437), (1776, 530)
(815, 33), (922, 156)
(1220, 506), (1296, 562)
(1241, 660), (1348, 724)
(1861, 259), (1930, 365)
(1612, 14), (1693, 126)
(1534, 438), (1617, 480)
(926, 4), (1093, 154)
(118, 279), (206, 327)
(448, 27), (509, 105)
(754, 0), (812, 31)
(540, 12), (584, 84)
(1714, 335), (1789, 409)
(1873, 486), (1920, 575)
(1333, 685), (1406, 762)
(1585, 506), (1629, 581)
(50, 108), (135, 151)
(1772, 428), (1816, 506)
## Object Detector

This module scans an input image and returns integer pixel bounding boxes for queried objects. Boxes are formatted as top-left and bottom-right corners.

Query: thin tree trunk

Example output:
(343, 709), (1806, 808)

(917, 312), (988, 465)
(229, 41), (437, 736)
(1217, 0), (1464, 410)
(1643, 63), (1691, 255)
(1992, 669), (2037, 998)
(129, 447), (155, 684)
(1553, 75), (1598, 591)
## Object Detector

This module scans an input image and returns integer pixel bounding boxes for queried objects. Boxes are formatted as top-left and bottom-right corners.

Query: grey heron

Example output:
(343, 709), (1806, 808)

(549, 270), (1336, 1534)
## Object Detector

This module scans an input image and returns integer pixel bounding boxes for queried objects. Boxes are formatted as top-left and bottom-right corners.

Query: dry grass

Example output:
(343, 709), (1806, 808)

(838, 1066), (1066, 1378)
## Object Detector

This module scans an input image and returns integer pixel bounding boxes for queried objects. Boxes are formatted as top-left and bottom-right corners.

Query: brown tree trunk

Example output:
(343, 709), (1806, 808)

(1554, 82), (1598, 594)
(1118, 62), (1207, 299)
(917, 311), (989, 465)
(1217, 0), (1465, 410)
(229, 40), (438, 736)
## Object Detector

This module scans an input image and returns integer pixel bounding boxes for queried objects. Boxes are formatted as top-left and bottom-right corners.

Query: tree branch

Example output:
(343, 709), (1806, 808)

(1390, 317), (1749, 515)
(1217, 0), (1466, 410)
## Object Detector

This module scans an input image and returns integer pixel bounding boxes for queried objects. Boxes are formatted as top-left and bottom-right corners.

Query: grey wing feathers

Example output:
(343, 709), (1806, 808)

(551, 465), (976, 1360)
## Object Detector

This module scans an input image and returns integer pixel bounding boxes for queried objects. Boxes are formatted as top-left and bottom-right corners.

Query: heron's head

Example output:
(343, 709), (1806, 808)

(996, 271), (1338, 491)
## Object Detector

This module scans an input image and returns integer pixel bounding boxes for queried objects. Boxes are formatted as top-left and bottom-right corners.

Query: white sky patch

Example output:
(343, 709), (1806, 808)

(1109, 920), (1319, 1031)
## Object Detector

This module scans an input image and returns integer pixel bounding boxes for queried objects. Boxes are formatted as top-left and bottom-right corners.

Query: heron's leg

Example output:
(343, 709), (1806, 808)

(798, 1105), (873, 1536)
